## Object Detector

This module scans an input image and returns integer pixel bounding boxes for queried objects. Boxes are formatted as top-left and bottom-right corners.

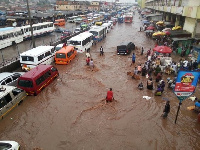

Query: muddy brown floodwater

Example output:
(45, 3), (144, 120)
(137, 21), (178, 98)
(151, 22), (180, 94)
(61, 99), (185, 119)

(1, 12), (200, 150)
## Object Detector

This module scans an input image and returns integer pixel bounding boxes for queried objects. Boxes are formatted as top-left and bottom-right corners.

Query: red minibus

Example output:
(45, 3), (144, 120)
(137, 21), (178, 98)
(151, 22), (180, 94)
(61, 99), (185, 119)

(17, 64), (59, 96)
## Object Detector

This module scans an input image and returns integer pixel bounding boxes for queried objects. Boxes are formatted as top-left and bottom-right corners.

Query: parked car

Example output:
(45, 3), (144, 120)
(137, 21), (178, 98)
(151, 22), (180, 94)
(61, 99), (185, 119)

(54, 43), (64, 52)
(74, 28), (81, 34)
(60, 30), (72, 40)
(117, 42), (135, 55)
(0, 141), (20, 150)
(54, 27), (65, 33)
(0, 72), (24, 86)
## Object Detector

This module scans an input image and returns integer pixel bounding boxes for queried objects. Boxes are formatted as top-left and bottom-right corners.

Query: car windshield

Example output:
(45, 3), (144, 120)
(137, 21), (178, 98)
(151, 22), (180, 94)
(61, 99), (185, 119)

(89, 31), (98, 36)
(56, 53), (66, 59)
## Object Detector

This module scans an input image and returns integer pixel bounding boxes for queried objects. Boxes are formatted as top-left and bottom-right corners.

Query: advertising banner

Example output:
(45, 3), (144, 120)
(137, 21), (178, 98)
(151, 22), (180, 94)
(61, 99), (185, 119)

(174, 71), (199, 102)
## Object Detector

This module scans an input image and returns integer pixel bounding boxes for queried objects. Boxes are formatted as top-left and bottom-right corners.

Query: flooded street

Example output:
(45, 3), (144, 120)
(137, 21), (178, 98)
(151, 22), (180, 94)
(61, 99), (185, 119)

(1, 12), (200, 150)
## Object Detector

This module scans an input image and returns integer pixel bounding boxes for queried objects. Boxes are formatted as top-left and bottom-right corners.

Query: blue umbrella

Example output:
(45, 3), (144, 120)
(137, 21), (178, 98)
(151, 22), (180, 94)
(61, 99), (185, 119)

(142, 20), (149, 23)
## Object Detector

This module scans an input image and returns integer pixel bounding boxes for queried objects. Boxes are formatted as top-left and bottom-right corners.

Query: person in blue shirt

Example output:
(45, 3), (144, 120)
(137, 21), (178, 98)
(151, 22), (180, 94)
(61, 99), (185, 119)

(130, 53), (136, 66)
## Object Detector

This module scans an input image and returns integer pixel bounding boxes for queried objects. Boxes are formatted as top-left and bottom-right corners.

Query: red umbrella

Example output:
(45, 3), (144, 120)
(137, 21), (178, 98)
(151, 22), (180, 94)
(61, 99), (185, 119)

(164, 31), (170, 35)
(153, 46), (172, 53)
(146, 26), (155, 30)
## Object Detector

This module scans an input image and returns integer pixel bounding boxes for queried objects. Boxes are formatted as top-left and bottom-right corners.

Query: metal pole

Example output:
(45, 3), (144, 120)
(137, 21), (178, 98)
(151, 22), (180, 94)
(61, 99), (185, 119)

(26, 0), (36, 48)
(0, 50), (4, 63)
(175, 102), (182, 124)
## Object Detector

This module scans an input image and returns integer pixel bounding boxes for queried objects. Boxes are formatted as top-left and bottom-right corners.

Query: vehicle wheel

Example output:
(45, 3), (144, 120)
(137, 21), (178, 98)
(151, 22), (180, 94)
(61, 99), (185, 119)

(12, 41), (16, 45)
(18, 100), (23, 105)
(34, 92), (37, 96)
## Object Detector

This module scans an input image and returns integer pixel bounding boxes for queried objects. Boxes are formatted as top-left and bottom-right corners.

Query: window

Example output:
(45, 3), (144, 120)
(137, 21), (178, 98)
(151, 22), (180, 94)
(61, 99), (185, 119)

(18, 80), (33, 88)
(56, 53), (66, 58)
(0, 81), (6, 85)
(5, 77), (12, 84)
(0, 93), (12, 108)
(67, 51), (73, 57)
(0, 98), (7, 109)
(4, 93), (12, 103)
(21, 56), (34, 62)
(12, 73), (21, 81)
(12, 88), (23, 96)
(45, 51), (51, 57)
(36, 75), (45, 85)
(38, 54), (44, 61)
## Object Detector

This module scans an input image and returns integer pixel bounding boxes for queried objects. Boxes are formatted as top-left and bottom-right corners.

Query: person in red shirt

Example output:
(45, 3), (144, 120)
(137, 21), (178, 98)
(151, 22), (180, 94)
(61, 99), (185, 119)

(106, 88), (114, 103)
(86, 57), (90, 65)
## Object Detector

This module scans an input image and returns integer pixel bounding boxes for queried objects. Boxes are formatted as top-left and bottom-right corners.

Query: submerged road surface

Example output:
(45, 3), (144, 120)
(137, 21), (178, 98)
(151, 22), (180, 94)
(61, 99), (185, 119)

(0, 12), (200, 150)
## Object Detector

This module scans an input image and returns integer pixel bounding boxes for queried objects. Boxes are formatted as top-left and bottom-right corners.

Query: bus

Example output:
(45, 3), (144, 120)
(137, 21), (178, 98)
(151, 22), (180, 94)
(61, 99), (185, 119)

(20, 46), (55, 71)
(54, 19), (65, 26)
(102, 22), (112, 33)
(67, 32), (93, 53)
(17, 64), (59, 96)
(124, 14), (133, 23)
(0, 27), (23, 50)
(67, 16), (78, 23)
(89, 26), (107, 42)
(20, 22), (55, 40)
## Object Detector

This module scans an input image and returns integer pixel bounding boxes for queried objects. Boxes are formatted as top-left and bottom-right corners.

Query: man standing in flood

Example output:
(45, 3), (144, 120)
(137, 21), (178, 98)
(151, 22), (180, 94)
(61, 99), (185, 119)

(100, 46), (104, 56)
(162, 101), (170, 118)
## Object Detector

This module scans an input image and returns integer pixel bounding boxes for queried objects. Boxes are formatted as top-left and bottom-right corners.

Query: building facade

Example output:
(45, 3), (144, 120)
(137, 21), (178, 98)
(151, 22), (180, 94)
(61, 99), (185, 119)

(56, 1), (87, 11)
(145, 0), (200, 38)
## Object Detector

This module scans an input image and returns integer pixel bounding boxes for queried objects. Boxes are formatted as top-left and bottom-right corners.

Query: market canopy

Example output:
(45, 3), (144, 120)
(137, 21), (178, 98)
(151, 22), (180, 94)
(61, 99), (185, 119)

(153, 46), (172, 53)
(172, 26), (182, 30)
(146, 26), (155, 30)
(156, 21), (164, 25)
(152, 31), (166, 36)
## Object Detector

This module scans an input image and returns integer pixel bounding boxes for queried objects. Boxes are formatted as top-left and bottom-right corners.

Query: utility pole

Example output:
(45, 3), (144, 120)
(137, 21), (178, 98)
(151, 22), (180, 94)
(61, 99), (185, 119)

(26, 0), (36, 48)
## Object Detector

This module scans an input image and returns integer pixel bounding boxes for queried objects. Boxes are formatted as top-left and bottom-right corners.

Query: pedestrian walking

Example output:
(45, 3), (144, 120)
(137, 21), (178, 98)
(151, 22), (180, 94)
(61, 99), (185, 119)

(147, 78), (153, 90)
(130, 53), (136, 66)
(162, 101), (170, 118)
(89, 59), (94, 71)
(86, 57), (90, 66)
(141, 47), (144, 55)
(100, 46), (104, 56)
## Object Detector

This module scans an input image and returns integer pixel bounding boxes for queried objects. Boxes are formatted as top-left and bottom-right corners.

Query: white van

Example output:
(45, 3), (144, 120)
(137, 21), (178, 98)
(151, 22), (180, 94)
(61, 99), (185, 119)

(0, 85), (27, 119)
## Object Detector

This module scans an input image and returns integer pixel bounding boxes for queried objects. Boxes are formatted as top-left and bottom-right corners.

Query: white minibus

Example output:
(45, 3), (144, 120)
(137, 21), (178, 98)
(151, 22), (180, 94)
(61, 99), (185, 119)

(20, 46), (55, 71)
(67, 32), (93, 53)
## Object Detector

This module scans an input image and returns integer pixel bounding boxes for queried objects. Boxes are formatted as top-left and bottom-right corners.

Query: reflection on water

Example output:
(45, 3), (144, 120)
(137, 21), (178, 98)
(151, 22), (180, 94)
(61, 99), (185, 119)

(0, 11), (200, 150)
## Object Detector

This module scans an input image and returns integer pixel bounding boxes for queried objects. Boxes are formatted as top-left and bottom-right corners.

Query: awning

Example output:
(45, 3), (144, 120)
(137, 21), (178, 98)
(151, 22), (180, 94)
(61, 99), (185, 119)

(169, 30), (192, 38)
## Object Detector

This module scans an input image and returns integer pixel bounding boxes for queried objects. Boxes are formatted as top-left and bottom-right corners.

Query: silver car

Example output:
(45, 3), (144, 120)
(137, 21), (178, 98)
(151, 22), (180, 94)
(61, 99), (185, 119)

(0, 141), (20, 150)
(0, 72), (24, 86)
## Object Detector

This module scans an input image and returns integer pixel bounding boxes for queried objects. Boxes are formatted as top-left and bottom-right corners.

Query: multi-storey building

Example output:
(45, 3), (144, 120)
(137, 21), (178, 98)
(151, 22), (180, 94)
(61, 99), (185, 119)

(88, 1), (100, 11)
(55, 1), (88, 11)
(144, 0), (200, 38)
(55, 1), (101, 12)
